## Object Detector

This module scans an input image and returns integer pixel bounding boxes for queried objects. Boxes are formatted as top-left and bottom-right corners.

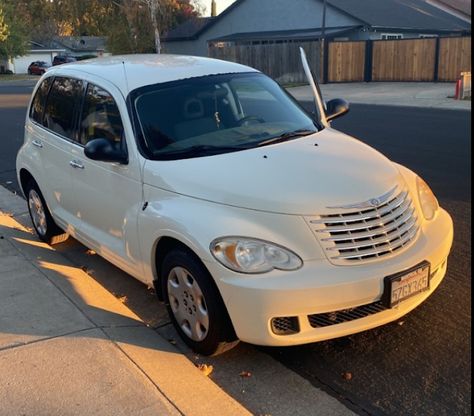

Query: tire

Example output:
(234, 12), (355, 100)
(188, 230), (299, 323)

(25, 179), (68, 245)
(161, 249), (238, 356)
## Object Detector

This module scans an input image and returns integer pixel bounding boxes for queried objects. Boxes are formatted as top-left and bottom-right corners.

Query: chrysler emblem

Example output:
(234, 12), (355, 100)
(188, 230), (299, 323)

(327, 186), (398, 210)
(369, 198), (381, 207)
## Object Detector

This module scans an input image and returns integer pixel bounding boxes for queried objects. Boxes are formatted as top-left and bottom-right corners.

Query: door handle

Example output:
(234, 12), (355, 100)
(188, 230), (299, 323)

(32, 139), (43, 148)
(69, 160), (84, 169)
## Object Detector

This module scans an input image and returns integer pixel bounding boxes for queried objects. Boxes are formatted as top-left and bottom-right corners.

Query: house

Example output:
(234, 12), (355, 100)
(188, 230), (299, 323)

(1, 36), (108, 74)
(0, 41), (65, 74)
(163, 0), (471, 56)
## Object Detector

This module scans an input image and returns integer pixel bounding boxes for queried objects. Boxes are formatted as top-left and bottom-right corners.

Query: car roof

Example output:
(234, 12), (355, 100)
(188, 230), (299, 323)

(46, 54), (259, 96)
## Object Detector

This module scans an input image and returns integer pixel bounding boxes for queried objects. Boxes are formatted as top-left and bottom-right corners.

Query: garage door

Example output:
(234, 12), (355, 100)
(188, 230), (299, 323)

(13, 53), (54, 74)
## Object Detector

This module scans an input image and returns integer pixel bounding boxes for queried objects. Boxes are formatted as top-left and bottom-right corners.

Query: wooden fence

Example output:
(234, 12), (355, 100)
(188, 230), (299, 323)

(209, 40), (322, 84)
(438, 37), (471, 81)
(209, 36), (471, 84)
(372, 38), (437, 81)
(327, 36), (471, 83)
(327, 41), (366, 82)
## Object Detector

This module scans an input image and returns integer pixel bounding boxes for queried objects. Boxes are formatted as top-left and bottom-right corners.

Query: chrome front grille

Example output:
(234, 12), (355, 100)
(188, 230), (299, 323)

(306, 189), (420, 264)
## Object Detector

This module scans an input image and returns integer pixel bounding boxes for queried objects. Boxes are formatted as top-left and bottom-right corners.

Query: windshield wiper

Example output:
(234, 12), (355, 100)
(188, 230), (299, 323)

(157, 144), (249, 159)
(257, 129), (316, 147)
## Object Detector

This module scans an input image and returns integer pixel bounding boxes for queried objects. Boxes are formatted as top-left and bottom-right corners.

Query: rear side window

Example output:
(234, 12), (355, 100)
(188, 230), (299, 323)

(30, 77), (53, 124)
(79, 83), (124, 146)
(43, 77), (83, 140)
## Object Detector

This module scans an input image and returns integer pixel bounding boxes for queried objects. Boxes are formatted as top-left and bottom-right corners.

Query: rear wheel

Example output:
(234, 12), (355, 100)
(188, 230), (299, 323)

(161, 249), (238, 356)
(25, 180), (67, 244)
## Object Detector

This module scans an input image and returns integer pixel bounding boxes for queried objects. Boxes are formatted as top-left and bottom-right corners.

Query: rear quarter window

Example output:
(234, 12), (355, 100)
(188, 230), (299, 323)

(29, 77), (53, 124)
(43, 77), (83, 140)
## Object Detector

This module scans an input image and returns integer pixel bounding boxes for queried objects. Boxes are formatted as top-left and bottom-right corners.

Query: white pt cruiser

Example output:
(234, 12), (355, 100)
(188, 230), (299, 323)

(16, 52), (453, 355)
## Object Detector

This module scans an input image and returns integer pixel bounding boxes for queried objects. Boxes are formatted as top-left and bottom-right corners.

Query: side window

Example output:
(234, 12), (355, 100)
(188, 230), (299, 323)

(79, 84), (124, 146)
(30, 77), (53, 124)
(43, 77), (83, 140)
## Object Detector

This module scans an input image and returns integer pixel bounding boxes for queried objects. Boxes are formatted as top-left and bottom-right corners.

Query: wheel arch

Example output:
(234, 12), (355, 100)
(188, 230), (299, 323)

(19, 168), (35, 197)
(153, 236), (207, 300)
(153, 235), (237, 344)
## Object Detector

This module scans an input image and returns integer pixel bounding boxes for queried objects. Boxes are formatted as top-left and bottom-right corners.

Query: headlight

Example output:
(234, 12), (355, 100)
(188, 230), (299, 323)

(416, 176), (439, 221)
(210, 237), (303, 274)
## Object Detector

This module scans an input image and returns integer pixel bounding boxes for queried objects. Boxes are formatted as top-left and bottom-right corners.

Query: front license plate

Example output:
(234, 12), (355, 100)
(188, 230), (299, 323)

(382, 261), (431, 308)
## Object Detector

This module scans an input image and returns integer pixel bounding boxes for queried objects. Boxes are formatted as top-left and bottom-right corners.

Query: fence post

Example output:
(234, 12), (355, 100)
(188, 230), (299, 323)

(433, 37), (440, 82)
(322, 39), (329, 84)
(364, 40), (373, 82)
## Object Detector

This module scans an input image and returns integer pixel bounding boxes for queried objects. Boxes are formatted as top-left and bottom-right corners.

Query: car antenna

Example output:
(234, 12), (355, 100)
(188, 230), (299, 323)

(122, 61), (130, 96)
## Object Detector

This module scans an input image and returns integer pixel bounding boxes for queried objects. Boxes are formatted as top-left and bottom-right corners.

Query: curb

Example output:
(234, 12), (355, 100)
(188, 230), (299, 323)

(0, 185), (251, 416)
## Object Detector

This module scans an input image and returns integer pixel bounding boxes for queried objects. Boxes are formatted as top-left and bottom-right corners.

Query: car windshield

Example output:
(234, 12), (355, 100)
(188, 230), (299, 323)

(131, 72), (320, 160)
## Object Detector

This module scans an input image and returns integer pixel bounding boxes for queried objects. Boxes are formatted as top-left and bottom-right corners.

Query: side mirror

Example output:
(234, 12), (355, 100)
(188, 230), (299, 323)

(84, 138), (128, 164)
(326, 98), (350, 122)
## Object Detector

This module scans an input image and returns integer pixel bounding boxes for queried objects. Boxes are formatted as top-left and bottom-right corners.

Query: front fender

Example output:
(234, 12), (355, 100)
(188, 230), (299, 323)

(138, 185), (325, 284)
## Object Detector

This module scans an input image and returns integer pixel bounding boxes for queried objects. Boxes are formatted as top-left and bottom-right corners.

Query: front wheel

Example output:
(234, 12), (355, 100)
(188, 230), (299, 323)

(161, 249), (238, 356)
(25, 180), (67, 244)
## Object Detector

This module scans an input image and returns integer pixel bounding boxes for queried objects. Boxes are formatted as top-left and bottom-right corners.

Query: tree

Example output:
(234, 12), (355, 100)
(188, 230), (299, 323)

(0, 1), (28, 59)
(107, 0), (202, 54)
(0, 6), (8, 42)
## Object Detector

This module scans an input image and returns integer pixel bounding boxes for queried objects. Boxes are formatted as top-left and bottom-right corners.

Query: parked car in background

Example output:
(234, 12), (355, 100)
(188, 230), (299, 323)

(17, 53), (453, 356)
(52, 55), (77, 66)
(27, 61), (50, 75)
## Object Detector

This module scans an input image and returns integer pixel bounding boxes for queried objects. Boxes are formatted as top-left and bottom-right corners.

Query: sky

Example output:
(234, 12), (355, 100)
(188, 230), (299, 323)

(198, 0), (237, 16)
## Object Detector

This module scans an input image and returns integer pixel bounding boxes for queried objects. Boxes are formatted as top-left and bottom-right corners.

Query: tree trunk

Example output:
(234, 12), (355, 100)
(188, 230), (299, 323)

(148, 0), (161, 54)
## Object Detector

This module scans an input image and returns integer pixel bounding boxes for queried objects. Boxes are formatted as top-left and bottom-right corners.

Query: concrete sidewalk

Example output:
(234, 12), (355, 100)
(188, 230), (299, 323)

(287, 82), (471, 111)
(0, 186), (251, 416)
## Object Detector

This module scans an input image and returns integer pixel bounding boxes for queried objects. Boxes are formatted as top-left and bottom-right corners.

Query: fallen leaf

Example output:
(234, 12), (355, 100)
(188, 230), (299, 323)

(117, 295), (128, 303)
(80, 265), (88, 272)
(239, 371), (252, 378)
(197, 364), (213, 377)
(85, 249), (96, 256)
(398, 321), (405, 326)
(342, 372), (353, 381)
(168, 339), (177, 345)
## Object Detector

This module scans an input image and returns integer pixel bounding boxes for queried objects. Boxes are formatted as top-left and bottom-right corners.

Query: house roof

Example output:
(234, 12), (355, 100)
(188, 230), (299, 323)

(32, 36), (107, 53)
(52, 36), (107, 52)
(29, 41), (65, 52)
(431, 0), (471, 17)
(164, 17), (216, 41)
(327, 0), (471, 31)
(163, 0), (470, 42)
(209, 26), (360, 42)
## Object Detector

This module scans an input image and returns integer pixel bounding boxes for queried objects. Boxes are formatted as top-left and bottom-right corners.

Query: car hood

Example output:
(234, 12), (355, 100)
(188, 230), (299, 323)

(143, 128), (403, 215)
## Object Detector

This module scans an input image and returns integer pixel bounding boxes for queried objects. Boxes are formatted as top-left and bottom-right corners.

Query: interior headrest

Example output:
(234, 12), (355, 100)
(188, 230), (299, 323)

(184, 98), (204, 119)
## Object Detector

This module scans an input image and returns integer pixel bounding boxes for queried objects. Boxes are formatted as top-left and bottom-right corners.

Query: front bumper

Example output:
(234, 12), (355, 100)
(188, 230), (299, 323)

(205, 208), (453, 346)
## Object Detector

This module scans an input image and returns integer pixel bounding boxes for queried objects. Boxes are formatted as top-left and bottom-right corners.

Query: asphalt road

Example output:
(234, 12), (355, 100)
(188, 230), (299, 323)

(0, 81), (471, 416)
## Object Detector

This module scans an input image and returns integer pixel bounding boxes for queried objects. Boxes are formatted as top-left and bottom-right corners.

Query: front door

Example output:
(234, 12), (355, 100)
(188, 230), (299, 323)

(69, 81), (144, 278)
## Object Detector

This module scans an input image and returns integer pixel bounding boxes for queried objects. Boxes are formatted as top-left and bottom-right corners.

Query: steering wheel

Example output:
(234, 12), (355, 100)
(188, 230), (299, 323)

(237, 116), (265, 126)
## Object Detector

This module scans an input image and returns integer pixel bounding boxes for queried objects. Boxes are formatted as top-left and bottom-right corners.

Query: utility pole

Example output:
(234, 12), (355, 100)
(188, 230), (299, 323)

(321, 0), (327, 41)
(320, 0), (327, 83)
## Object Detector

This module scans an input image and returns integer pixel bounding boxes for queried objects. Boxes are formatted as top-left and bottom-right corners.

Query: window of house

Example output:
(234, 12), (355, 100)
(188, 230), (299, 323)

(43, 77), (83, 140)
(419, 34), (438, 38)
(79, 83), (124, 146)
(381, 33), (403, 40)
(30, 77), (53, 124)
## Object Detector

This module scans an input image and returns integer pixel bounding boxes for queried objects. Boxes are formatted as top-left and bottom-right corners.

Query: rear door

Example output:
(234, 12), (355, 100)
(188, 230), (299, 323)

(37, 76), (84, 229)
